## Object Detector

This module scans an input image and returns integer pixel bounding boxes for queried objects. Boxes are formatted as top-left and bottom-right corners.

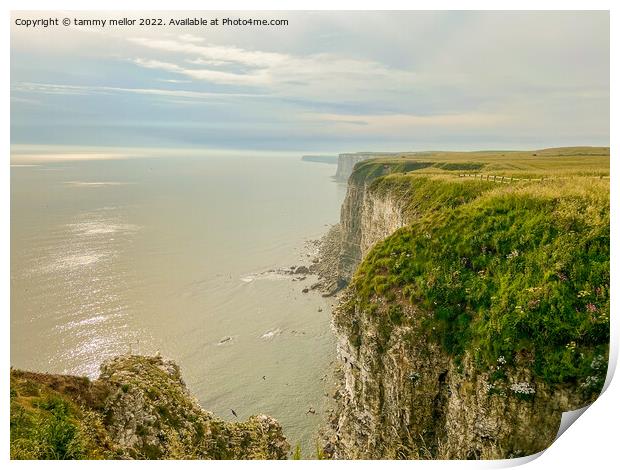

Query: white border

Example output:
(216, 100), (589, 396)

(2, 1), (617, 468)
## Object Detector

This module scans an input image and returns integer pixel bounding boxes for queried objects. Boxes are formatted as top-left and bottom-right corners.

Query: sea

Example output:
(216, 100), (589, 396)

(10, 152), (346, 453)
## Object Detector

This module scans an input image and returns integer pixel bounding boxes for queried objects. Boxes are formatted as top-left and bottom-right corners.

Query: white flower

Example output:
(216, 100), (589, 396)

(591, 355), (606, 371)
(580, 375), (603, 390)
(510, 381), (535, 395)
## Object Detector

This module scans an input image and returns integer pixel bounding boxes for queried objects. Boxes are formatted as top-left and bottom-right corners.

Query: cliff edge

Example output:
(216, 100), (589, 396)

(10, 355), (290, 460)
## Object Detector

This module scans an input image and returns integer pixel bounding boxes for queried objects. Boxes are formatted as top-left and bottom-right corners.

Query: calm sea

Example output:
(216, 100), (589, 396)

(11, 153), (346, 452)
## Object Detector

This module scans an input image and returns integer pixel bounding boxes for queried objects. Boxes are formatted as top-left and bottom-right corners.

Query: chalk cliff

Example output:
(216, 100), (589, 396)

(324, 159), (609, 459)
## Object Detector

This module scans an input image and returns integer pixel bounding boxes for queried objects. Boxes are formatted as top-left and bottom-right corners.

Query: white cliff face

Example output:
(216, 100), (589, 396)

(330, 299), (451, 459)
(439, 355), (583, 460)
(359, 193), (408, 257)
(337, 177), (410, 283)
(334, 154), (385, 181)
(328, 297), (587, 459)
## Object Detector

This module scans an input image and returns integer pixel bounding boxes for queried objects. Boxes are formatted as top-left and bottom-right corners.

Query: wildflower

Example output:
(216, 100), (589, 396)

(591, 355), (606, 371)
(510, 382), (535, 395)
(497, 356), (506, 366)
(586, 303), (598, 313)
(580, 375), (603, 391)
(506, 249), (519, 259)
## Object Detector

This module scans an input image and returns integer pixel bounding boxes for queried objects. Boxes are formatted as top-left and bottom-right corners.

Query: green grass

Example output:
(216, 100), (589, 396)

(350, 159), (436, 184)
(10, 372), (113, 459)
(347, 175), (609, 394)
(369, 175), (496, 216)
(348, 146), (609, 183)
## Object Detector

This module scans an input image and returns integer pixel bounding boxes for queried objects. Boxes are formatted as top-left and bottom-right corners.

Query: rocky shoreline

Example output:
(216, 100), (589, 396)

(249, 223), (346, 298)
(305, 224), (347, 296)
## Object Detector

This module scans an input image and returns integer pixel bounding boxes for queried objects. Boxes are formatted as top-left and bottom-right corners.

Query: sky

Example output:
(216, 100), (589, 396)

(10, 11), (610, 153)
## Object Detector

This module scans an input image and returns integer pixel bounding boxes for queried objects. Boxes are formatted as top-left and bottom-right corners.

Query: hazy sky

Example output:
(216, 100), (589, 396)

(11, 11), (610, 153)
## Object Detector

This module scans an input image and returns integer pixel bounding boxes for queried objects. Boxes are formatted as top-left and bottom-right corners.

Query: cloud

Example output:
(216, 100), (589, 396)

(10, 11), (609, 150)
(157, 78), (192, 84)
(128, 36), (418, 104)
(12, 82), (269, 101)
(303, 111), (510, 136)
(133, 58), (271, 86)
(177, 33), (205, 43)
(128, 37), (288, 68)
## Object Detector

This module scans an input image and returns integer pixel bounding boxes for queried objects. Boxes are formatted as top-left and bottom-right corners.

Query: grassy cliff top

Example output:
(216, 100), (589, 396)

(348, 146), (609, 184)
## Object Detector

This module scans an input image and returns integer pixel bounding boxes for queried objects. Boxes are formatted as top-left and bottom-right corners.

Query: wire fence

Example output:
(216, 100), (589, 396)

(458, 173), (608, 183)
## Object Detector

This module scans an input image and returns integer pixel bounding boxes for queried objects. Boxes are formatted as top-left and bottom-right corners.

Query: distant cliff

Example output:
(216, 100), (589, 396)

(334, 153), (401, 181)
(10, 355), (290, 460)
(323, 154), (610, 459)
(301, 155), (338, 164)
(335, 159), (435, 281)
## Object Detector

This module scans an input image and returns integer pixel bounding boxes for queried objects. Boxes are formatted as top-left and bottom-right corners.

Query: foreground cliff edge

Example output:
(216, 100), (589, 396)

(322, 147), (610, 459)
(10, 355), (290, 459)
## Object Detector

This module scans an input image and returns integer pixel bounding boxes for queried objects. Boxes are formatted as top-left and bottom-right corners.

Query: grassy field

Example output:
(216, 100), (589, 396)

(350, 146), (609, 181)
(344, 146), (610, 395)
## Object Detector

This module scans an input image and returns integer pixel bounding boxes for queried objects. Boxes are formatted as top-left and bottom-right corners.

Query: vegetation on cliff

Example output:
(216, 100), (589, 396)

(327, 147), (609, 459)
(342, 148), (609, 395)
(10, 355), (290, 460)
